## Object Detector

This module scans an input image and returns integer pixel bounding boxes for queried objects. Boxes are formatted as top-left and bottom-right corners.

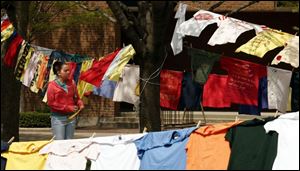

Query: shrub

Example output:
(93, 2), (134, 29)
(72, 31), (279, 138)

(19, 112), (51, 127)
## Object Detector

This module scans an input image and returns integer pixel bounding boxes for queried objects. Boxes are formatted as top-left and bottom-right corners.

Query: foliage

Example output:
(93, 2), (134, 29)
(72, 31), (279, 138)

(19, 112), (51, 127)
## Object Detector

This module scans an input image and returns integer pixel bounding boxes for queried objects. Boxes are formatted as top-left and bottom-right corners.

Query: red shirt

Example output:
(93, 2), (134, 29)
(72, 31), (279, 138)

(203, 74), (231, 108)
(160, 70), (184, 110)
(79, 48), (121, 87)
(220, 56), (267, 106)
(47, 79), (84, 114)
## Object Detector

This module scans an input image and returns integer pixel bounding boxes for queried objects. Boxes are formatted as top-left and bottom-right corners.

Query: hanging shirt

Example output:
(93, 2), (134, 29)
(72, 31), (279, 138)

(264, 111), (299, 170)
(73, 62), (82, 84)
(178, 72), (202, 110)
(134, 127), (196, 170)
(186, 122), (241, 170)
(291, 71), (299, 112)
(225, 117), (278, 170)
(1, 140), (50, 170)
(238, 76), (268, 115)
(208, 17), (254, 46)
(14, 40), (27, 80)
(267, 66), (292, 113)
(160, 70), (184, 110)
(90, 134), (145, 170)
(1, 141), (9, 170)
(177, 10), (221, 37)
(271, 35), (299, 68)
(3, 33), (23, 67)
(235, 28), (293, 58)
(113, 64), (140, 105)
(103, 44), (136, 81)
(79, 49), (121, 87)
(20, 46), (35, 83)
(203, 74), (231, 108)
(39, 138), (101, 170)
(1, 21), (14, 42)
(32, 55), (49, 92)
(22, 49), (41, 87)
(220, 56), (267, 106)
(77, 59), (94, 98)
(189, 48), (220, 84)
(93, 79), (117, 99)
(170, 3), (187, 55)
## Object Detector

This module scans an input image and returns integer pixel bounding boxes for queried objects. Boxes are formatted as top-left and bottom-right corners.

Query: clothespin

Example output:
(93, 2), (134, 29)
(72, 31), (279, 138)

(49, 135), (56, 142)
(274, 110), (279, 117)
(90, 132), (96, 138)
(196, 120), (201, 128)
(123, 43), (125, 48)
(143, 127), (147, 133)
(235, 115), (239, 122)
(7, 136), (15, 144)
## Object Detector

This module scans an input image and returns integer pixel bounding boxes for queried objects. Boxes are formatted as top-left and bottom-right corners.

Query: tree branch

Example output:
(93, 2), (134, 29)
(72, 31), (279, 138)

(208, 1), (225, 11)
(74, 1), (117, 23)
(225, 1), (259, 17)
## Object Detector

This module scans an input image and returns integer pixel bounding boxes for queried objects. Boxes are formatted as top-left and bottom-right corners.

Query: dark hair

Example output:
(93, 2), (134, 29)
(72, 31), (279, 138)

(53, 61), (65, 76)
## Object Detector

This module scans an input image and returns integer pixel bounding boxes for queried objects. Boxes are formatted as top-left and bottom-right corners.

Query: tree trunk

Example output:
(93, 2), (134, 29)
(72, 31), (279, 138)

(107, 1), (176, 132)
(1, 1), (30, 141)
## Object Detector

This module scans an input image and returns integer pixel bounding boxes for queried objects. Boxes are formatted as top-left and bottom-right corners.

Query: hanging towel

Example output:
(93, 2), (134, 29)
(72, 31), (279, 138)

(3, 33), (23, 67)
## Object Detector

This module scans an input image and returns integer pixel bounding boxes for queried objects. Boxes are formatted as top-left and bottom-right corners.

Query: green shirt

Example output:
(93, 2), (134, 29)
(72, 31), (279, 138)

(188, 48), (220, 84)
(225, 117), (278, 170)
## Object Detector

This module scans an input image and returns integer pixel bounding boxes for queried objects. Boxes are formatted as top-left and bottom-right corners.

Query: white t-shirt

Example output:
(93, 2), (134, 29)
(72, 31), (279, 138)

(267, 66), (292, 113)
(207, 17), (254, 46)
(264, 111), (299, 170)
(272, 36), (299, 68)
(170, 3), (187, 55)
(177, 10), (221, 37)
(90, 134), (145, 170)
(113, 64), (140, 106)
(39, 138), (101, 170)
(22, 51), (41, 87)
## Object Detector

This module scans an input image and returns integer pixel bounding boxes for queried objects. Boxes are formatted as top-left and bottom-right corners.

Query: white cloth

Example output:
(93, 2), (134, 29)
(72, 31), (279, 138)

(207, 17), (254, 46)
(90, 134), (145, 170)
(113, 64), (140, 105)
(170, 3), (187, 55)
(267, 66), (292, 113)
(22, 51), (41, 87)
(264, 111), (299, 170)
(271, 36), (299, 68)
(177, 10), (221, 37)
(39, 138), (101, 170)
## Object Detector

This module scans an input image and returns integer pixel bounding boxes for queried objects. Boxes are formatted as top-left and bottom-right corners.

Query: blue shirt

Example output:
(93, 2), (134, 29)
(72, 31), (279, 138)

(179, 72), (202, 110)
(134, 127), (196, 170)
(239, 76), (268, 115)
(93, 79), (117, 99)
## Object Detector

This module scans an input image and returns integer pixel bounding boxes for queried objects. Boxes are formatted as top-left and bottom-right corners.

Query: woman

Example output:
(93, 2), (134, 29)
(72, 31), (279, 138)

(47, 61), (84, 140)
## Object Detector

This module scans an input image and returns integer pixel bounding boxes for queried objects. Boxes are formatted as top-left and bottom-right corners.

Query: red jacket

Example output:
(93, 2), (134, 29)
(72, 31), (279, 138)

(47, 79), (84, 114)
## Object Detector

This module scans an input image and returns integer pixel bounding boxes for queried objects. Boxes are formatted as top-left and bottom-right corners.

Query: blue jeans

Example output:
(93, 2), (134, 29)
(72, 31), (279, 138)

(51, 115), (76, 140)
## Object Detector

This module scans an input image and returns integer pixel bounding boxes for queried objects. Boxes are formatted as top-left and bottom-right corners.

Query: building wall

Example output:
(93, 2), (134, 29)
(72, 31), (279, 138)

(23, 1), (121, 117)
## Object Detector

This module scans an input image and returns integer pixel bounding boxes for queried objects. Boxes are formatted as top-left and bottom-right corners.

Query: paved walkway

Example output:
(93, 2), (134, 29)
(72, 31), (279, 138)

(19, 127), (140, 141)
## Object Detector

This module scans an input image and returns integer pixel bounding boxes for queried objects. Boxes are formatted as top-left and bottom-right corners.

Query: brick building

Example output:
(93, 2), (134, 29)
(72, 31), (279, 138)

(22, 1), (298, 127)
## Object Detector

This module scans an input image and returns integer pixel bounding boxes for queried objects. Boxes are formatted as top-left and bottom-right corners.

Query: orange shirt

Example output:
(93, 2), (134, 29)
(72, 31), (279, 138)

(186, 121), (241, 170)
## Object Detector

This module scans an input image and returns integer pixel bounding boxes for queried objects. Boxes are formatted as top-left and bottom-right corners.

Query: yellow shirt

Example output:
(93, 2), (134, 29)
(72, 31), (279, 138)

(104, 44), (136, 81)
(235, 28), (293, 58)
(1, 140), (50, 170)
(77, 59), (94, 99)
